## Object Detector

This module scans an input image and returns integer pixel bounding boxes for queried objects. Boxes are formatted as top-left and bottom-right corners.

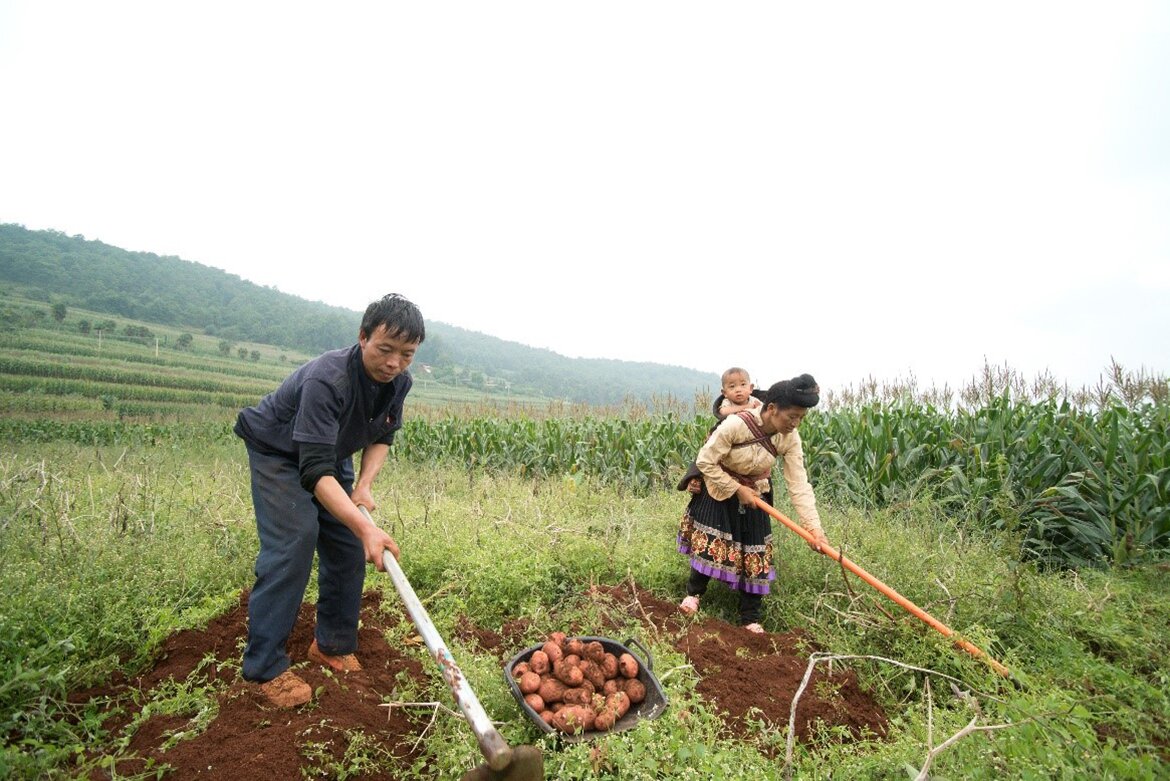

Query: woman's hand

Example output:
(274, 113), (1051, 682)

(806, 528), (829, 554)
(735, 484), (760, 506)
(687, 477), (702, 494)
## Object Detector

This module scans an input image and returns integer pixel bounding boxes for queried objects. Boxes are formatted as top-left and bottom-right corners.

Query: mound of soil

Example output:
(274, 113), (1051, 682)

(589, 583), (888, 745)
(74, 584), (887, 779)
(75, 591), (430, 780)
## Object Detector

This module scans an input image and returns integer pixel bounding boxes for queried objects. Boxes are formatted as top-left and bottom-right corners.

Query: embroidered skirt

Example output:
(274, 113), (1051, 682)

(677, 487), (775, 595)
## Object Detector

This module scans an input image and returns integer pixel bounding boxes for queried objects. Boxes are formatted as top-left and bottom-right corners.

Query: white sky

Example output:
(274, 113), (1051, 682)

(2, 2), (1167, 394)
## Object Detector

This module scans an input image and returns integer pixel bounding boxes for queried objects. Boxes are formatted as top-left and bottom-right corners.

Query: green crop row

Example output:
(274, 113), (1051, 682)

(0, 356), (273, 396)
(396, 414), (706, 490)
(393, 400), (1169, 568)
(0, 332), (299, 382)
(806, 397), (1170, 567)
(6, 396), (1166, 568)
(0, 374), (258, 408)
(0, 419), (235, 446)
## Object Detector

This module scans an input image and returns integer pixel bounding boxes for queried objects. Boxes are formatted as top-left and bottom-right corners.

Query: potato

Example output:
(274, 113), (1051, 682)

(562, 686), (592, 706)
(592, 691), (631, 732)
(553, 659), (584, 687)
(541, 641), (563, 664)
(548, 631), (567, 646)
(519, 671), (541, 694)
(528, 650), (550, 675)
(593, 709), (616, 731)
(618, 653), (639, 679)
(524, 693), (545, 712)
(550, 702), (565, 713)
(538, 709), (555, 724)
(621, 678), (646, 704)
(601, 653), (619, 679)
(538, 678), (566, 704)
(564, 653), (581, 668)
(584, 641), (605, 663)
(565, 638), (585, 657)
(602, 679), (620, 696)
(580, 660), (606, 690)
(512, 661), (530, 678)
(606, 690), (631, 719)
(550, 705), (593, 734)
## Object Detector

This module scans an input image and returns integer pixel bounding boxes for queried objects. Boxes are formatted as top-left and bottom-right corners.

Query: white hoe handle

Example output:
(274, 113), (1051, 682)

(359, 507), (513, 771)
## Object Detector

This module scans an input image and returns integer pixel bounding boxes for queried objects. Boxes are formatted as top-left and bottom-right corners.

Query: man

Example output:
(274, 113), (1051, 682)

(234, 293), (424, 706)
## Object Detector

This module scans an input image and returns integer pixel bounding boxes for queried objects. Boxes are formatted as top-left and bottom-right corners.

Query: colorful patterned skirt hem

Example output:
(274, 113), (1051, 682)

(677, 489), (775, 596)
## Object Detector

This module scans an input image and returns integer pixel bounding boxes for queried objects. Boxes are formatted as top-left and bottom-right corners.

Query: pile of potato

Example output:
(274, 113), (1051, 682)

(511, 632), (647, 734)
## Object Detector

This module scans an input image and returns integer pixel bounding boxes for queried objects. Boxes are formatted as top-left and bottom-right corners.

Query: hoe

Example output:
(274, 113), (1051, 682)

(752, 497), (1012, 678)
(359, 508), (544, 781)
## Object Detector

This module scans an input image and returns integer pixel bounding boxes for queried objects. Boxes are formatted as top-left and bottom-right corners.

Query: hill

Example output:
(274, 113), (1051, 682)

(0, 223), (718, 404)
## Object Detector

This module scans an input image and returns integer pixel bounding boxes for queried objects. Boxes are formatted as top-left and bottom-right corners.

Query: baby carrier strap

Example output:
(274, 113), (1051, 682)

(730, 411), (779, 458)
(724, 466), (772, 487)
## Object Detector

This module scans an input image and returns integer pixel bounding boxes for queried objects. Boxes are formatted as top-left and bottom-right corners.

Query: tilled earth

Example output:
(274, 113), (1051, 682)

(73, 584), (888, 779)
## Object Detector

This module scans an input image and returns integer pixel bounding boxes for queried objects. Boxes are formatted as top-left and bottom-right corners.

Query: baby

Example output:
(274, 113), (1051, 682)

(681, 367), (764, 494)
(716, 367), (762, 416)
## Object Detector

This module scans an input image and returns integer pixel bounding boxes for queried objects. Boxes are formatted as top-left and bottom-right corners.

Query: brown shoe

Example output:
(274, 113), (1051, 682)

(257, 670), (312, 707)
(308, 639), (362, 672)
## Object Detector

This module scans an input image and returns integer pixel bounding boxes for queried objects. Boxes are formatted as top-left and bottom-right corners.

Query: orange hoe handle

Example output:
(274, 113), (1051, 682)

(753, 497), (1011, 678)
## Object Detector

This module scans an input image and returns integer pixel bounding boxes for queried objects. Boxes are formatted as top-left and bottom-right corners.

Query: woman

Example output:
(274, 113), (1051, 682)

(677, 373), (828, 633)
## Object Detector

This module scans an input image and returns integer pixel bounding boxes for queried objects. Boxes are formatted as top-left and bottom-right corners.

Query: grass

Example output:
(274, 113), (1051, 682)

(2, 300), (1168, 777)
(2, 441), (1167, 779)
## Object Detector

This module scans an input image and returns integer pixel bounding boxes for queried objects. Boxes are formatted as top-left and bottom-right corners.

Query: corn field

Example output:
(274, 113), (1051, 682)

(4, 401), (1167, 569)
(3, 318), (1167, 568)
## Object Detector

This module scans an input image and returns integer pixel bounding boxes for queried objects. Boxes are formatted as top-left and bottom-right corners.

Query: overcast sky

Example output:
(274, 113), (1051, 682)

(2, 2), (1167, 394)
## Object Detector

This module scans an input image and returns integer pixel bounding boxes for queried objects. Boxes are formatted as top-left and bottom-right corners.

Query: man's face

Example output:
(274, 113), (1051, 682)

(359, 324), (419, 383)
(722, 373), (754, 405)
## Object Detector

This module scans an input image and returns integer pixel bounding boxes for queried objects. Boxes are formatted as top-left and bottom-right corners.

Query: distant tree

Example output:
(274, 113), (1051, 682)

(238, 347), (249, 360)
(78, 319), (91, 335)
(52, 302), (67, 322)
(250, 350), (261, 362)
(218, 339), (233, 355)
(176, 332), (194, 351)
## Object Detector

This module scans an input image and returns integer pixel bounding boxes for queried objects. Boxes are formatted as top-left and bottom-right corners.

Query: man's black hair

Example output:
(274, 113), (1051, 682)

(360, 294), (425, 344)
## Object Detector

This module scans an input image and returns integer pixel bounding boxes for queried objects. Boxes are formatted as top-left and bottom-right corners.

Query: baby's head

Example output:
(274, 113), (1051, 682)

(721, 367), (754, 405)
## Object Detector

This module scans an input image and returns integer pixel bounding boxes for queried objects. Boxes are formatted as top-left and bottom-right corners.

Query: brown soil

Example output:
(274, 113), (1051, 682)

(73, 584), (888, 779)
(588, 582), (888, 746)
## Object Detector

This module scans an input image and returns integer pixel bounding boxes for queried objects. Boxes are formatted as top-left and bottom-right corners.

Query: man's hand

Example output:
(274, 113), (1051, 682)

(687, 477), (702, 494)
(351, 485), (377, 513)
(359, 523), (400, 571)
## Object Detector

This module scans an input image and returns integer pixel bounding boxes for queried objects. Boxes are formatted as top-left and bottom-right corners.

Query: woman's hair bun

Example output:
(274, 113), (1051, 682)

(793, 373), (818, 391)
(765, 374), (820, 409)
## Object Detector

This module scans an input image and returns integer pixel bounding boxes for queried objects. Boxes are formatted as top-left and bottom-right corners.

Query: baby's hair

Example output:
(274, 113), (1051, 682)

(721, 367), (750, 385)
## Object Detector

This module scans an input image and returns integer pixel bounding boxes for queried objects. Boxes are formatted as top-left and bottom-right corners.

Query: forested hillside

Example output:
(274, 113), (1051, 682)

(0, 224), (718, 403)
